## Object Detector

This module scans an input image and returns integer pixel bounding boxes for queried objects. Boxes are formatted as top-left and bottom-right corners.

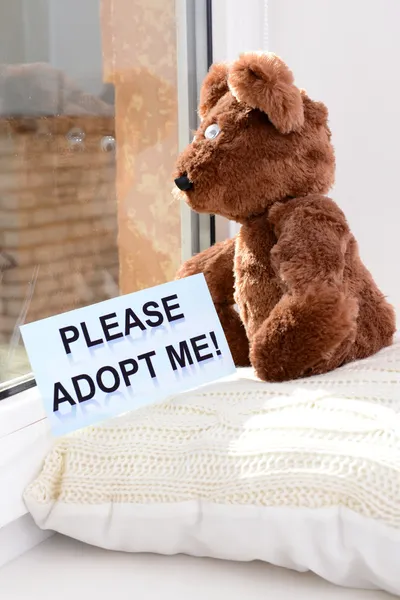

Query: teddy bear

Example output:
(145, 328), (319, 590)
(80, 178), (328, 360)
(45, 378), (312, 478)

(173, 52), (396, 382)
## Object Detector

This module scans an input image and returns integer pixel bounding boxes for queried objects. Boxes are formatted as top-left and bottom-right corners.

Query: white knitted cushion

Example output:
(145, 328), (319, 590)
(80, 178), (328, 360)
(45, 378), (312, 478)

(25, 339), (400, 595)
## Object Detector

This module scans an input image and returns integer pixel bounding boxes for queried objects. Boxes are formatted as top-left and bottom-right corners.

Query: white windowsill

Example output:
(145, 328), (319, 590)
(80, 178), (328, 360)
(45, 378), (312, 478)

(0, 384), (53, 565)
(0, 385), (52, 528)
(0, 383), (46, 437)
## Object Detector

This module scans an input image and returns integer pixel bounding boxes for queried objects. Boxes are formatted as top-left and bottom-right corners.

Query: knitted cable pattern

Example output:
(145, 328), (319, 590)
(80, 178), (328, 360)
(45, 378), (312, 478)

(25, 341), (400, 528)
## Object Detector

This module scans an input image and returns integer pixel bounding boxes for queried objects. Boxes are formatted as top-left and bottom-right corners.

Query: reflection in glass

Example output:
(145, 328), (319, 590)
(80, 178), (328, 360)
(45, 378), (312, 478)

(0, 0), (183, 385)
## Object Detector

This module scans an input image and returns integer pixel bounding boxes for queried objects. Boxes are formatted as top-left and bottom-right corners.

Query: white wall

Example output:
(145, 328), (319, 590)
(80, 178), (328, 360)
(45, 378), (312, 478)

(212, 0), (266, 65)
(268, 0), (400, 311)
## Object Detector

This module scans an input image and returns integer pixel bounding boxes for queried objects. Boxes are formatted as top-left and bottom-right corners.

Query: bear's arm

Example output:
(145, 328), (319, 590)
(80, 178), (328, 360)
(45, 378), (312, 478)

(176, 237), (236, 304)
(176, 237), (250, 366)
(269, 195), (350, 292)
(249, 195), (358, 381)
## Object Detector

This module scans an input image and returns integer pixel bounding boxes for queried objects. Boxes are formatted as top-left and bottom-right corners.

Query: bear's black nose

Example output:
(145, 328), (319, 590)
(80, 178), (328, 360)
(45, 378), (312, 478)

(174, 174), (193, 191)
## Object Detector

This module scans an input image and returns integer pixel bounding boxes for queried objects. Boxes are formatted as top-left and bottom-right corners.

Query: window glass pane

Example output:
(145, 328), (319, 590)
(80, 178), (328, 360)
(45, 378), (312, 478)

(0, 0), (198, 386)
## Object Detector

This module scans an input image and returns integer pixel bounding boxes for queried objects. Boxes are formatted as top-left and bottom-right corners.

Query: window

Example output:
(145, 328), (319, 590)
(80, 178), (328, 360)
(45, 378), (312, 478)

(0, 0), (212, 395)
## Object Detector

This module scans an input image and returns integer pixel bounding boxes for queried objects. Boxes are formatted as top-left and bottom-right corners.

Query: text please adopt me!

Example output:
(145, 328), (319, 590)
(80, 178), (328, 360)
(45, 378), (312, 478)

(54, 294), (222, 412)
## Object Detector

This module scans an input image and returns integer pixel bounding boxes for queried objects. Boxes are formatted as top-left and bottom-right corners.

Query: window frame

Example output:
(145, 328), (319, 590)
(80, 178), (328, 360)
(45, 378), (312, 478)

(0, 374), (36, 401)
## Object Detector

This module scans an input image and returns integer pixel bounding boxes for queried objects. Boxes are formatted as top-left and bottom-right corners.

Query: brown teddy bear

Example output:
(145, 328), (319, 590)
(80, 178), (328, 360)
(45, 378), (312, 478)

(174, 52), (396, 382)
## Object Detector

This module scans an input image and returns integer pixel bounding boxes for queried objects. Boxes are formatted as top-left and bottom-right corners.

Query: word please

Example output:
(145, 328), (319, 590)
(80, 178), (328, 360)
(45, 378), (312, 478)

(59, 294), (184, 355)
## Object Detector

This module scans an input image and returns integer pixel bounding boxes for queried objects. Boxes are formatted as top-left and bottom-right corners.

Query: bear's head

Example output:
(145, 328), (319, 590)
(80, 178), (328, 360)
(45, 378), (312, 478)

(174, 52), (335, 223)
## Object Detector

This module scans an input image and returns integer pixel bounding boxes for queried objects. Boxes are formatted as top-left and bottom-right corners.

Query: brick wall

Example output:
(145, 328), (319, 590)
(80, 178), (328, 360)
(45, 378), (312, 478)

(0, 115), (118, 344)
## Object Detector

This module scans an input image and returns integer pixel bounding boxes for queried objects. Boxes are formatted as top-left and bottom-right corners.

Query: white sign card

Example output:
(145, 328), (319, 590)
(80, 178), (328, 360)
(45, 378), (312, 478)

(20, 274), (236, 436)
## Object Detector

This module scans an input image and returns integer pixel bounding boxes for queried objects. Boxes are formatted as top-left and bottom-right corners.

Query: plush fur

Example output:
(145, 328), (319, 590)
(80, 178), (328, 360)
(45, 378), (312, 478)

(174, 52), (396, 382)
(228, 52), (304, 133)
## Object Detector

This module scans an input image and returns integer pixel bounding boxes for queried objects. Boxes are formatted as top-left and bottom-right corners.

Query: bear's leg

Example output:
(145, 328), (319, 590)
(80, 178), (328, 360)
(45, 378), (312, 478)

(249, 284), (359, 382)
(176, 238), (250, 367)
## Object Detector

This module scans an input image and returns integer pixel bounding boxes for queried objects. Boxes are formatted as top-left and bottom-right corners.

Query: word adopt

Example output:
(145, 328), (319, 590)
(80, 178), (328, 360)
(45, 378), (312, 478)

(20, 274), (235, 435)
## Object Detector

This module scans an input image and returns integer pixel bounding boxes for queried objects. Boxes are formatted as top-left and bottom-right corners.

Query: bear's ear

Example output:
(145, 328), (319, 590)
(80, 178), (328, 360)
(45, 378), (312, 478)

(228, 52), (304, 134)
(199, 62), (229, 119)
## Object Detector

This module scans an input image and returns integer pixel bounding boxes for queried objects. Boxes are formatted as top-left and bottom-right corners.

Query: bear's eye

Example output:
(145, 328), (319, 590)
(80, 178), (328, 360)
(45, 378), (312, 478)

(204, 123), (221, 140)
